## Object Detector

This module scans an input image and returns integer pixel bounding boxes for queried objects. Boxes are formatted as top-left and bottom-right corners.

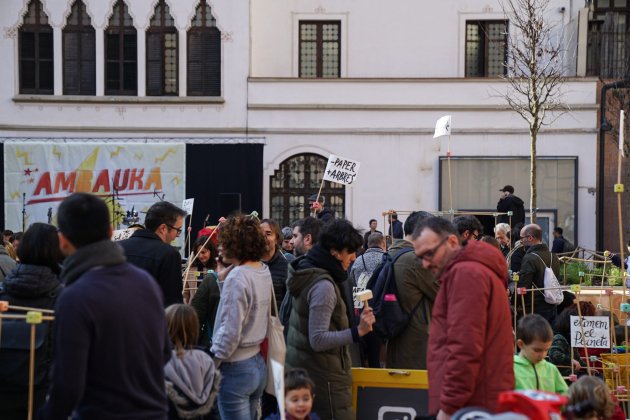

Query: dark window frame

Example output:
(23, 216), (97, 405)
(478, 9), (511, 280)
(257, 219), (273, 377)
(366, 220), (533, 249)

(146, 0), (178, 96)
(298, 20), (341, 78)
(62, 0), (95, 95)
(104, 0), (137, 96)
(19, 0), (54, 94)
(269, 153), (345, 227)
(464, 20), (508, 77)
(187, 1), (221, 96)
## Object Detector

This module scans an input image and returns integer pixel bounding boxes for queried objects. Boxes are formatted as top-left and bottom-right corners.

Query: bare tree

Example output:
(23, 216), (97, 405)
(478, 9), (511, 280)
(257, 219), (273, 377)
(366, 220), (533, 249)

(501, 0), (567, 223)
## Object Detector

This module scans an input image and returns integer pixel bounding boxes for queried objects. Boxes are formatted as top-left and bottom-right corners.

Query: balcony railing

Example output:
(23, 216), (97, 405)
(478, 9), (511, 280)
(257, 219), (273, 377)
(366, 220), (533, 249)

(587, 31), (630, 79)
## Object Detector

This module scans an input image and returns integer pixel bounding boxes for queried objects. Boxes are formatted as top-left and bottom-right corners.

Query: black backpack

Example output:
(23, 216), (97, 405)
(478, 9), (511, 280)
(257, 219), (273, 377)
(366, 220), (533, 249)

(365, 248), (422, 340)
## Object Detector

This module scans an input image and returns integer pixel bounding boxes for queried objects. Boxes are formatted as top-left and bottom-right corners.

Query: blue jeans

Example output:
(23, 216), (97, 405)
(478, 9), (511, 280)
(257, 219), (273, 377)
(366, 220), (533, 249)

(218, 353), (266, 420)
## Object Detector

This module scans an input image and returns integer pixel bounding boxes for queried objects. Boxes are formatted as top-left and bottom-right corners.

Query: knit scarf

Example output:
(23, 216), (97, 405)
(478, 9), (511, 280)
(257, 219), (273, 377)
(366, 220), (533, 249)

(60, 240), (126, 286)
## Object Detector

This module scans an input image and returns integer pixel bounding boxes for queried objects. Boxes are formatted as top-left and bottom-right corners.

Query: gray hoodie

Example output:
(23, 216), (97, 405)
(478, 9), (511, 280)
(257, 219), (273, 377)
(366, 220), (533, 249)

(0, 246), (17, 284)
(211, 264), (272, 362)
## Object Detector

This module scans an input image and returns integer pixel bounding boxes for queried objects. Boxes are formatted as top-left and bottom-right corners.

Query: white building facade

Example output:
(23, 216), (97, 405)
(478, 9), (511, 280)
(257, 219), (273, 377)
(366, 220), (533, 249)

(0, 0), (601, 248)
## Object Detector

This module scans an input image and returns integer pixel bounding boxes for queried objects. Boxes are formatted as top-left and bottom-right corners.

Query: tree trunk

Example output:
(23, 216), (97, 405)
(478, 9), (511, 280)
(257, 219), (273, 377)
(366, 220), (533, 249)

(530, 129), (537, 224)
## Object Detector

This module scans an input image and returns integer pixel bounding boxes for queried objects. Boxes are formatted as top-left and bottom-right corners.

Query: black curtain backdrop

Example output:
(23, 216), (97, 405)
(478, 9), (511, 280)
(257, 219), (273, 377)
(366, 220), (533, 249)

(0, 146), (4, 231)
(185, 143), (263, 246)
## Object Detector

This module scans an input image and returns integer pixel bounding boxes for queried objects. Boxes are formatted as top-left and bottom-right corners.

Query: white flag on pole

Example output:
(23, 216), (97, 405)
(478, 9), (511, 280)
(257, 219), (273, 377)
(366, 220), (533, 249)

(433, 115), (452, 139)
(620, 110), (626, 158)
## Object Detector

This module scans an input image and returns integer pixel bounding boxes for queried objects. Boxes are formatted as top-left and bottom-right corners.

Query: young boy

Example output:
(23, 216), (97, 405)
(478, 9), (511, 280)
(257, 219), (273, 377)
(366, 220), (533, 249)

(265, 368), (320, 420)
(514, 314), (568, 394)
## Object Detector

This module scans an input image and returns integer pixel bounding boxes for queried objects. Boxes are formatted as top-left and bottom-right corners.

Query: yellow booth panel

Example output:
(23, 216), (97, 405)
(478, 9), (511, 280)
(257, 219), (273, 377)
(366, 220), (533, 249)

(352, 368), (429, 419)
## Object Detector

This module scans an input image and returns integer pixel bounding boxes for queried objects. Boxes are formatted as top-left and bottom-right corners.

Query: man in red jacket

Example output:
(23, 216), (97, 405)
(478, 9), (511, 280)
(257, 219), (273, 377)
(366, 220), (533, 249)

(412, 216), (514, 419)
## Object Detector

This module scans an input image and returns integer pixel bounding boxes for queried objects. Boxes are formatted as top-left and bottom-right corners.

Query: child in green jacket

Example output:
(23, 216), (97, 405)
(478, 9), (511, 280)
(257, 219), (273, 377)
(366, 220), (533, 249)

(514, 314), (568, 394)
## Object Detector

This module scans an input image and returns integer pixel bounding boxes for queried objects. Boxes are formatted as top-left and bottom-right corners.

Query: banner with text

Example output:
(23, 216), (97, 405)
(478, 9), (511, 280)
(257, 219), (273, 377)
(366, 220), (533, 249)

(323, 154), (361, 186)
(4, 142), (186, 239)
(570, 316), (610, 348)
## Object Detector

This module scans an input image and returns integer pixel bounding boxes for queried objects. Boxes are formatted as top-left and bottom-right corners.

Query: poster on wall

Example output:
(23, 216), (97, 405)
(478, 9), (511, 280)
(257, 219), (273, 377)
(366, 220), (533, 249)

(4, 141), (186, 245)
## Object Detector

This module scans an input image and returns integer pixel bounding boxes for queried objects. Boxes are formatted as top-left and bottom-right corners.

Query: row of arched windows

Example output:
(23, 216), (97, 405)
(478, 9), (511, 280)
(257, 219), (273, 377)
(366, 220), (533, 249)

(19, 0), (221, 96)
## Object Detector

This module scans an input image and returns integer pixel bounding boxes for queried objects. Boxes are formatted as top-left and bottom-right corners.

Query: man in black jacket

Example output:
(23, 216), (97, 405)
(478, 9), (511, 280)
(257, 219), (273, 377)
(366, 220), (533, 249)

(120, 201), (186, 306)
(497, 185), (525, 226)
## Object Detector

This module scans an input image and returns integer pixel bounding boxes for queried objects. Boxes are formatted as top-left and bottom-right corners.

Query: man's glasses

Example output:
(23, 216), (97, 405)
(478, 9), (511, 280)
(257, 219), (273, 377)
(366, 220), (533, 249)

(166, 224), (183, 236)
(417, 236), (449, 262)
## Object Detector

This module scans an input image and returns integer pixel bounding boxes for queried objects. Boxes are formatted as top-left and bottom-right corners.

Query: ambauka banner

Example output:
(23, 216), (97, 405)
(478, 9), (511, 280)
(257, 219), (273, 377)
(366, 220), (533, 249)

(4, 142), (185, 238)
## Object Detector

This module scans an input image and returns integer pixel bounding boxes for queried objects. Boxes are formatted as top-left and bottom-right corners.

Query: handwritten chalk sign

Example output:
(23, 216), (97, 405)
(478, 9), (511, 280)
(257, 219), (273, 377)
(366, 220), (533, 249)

(570, 316), (610, 348)
(182, 198), (194, 215)
(323, 155), (361, 185)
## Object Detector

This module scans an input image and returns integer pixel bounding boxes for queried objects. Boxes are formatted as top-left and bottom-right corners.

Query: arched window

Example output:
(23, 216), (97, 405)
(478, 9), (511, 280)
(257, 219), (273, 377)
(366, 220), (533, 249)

(19, 0), (53, 94)
(269, 153), (345, 227)
(187, 1), (221, 96)
(105, 0), (137, 95)
(63, 0), (95, 95)
(147, 0), (177, 96)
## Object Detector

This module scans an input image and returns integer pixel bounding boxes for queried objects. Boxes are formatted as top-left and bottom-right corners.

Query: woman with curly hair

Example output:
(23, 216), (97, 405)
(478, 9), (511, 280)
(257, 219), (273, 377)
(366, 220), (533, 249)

(210, 214), (272, 420)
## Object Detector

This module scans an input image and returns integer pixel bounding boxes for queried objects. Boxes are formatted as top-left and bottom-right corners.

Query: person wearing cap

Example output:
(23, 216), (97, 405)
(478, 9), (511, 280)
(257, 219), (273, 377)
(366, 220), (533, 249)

(308, 194), (335, 223)
(497, 185), (525, 226)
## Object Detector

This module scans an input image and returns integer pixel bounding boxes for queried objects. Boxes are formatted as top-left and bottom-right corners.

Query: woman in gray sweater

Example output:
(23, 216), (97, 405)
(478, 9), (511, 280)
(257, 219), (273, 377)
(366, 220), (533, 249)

(210, 215), (272, 420)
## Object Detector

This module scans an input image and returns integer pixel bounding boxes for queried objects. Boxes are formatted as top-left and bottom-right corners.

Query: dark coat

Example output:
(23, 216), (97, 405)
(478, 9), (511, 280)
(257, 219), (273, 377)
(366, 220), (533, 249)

(497, 194), (525, 226)
(190, 273), (220, 348)
(427, 241), (514, 415)
(119, 229), (183, 306)
(517, 243), (561, 317)
(264, 249), (289, 305)
(0, 264), (62, 420)
(385, 239), (439, 370)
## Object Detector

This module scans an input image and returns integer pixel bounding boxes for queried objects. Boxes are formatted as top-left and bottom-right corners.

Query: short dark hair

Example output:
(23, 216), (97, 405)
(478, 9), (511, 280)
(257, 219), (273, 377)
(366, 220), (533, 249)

(285, 368), (315, 395)
(144, 201), (186, 232)
(404, 211), (432, 237)
(17, 223), (63, 274)
(452, 215), (483, 237)
(554, 227), (563, 235)
(58, 193), (111, 248)
(412, 216), (457, 240)
(192, 235), (217, 270)
(292, 216), (321, 243)
(317, 219), (363, 253)
(369, 219), (377, 225)
(219, 214), (267, 262)
(517, 314), (553, 344)
(367, 232), (385, 248)
(3, 230), (14, 242)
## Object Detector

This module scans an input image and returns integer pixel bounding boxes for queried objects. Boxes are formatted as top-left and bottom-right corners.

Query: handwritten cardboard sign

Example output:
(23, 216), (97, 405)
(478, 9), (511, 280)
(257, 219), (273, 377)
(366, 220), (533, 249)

(570, 316), (610, 348)
(323, 155), (361, 185)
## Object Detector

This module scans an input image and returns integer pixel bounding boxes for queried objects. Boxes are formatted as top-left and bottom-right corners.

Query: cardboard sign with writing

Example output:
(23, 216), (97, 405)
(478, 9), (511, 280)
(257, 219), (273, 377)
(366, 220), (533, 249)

(570, 316), (610, 348)
(323, 154), (361, 186)
(182, 198), (194, 215)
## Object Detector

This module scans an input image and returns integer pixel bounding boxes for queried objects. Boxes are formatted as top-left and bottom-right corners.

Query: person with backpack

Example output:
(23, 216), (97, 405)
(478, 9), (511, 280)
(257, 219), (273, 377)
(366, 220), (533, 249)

(348, 232), (386, 367)
(551, 227), (575, 254)
(0, 223), (64, 420)
(517, 224), (562, 325)
(285, 219), (375, 420)
(384, 211), (439, 370)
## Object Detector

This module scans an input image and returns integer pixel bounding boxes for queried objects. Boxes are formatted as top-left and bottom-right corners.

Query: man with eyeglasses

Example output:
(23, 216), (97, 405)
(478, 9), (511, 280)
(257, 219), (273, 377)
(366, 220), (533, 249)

(412, 216), (513, 420)
(452, 215), (484, 245)
(120, 201), (186, 306)
(516, 223), (561, 325)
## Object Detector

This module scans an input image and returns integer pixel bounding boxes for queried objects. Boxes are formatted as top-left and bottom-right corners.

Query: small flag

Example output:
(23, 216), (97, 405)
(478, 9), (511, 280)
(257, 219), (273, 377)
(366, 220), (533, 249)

(620, 110), (626, 158)
(433, 115), (451, 139)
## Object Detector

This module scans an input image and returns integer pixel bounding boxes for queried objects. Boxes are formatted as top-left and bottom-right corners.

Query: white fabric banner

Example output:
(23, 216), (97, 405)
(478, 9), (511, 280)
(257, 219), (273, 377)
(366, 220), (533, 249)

(4, 142), (186, 236)
(433, 115), (452, 139)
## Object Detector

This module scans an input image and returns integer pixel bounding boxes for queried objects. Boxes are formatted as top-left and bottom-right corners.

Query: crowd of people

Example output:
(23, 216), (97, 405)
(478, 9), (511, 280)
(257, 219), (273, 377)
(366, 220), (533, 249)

(0, 189), (628, 420)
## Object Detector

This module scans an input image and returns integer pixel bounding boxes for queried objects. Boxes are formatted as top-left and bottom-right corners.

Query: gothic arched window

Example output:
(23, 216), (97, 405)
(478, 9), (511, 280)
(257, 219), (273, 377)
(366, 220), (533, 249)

(19, 0), (53, 94)
(105, 0), (137, 95)
(269, 153), (345, 227)
(147, 0), (178, 96)
(187, 1), (221, 96)
(63, 0), (95, 95)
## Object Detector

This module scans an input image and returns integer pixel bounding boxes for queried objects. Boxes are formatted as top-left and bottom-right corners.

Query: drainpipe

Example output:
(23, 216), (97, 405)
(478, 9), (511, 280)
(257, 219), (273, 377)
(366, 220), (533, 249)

(598, 79), (630, 250)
